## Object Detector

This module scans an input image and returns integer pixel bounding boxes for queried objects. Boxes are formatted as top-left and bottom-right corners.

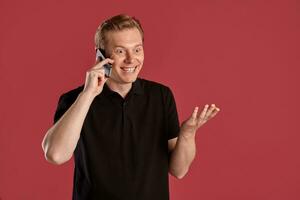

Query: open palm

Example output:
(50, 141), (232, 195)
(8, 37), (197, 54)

(180, 104), (220, 136)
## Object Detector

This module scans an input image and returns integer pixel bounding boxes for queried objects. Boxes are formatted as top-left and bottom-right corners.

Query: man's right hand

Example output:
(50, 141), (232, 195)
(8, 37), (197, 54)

(82, 58), (114, 98)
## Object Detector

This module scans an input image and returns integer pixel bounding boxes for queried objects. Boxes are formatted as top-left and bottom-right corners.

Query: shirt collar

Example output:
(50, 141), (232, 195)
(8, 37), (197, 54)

(102, 78), (144, 96)
(131, 78), (144, 95)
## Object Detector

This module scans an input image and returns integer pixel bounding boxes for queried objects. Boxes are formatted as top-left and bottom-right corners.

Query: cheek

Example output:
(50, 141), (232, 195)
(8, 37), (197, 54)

(111, 57), (123, 66)
(112, 63), (121, 69)
(137, 55), (144, 64)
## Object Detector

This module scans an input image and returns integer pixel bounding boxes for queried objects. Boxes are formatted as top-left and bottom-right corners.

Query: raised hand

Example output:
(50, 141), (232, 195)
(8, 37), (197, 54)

(180, 104), (220, 138)
(82, 58), (114, 98)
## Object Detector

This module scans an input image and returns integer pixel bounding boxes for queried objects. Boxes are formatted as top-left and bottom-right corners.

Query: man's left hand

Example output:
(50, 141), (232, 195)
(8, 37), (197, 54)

(180, 104), (220, 138)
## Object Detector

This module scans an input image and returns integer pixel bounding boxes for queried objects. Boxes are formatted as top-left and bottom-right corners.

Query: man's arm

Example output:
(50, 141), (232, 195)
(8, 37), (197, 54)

(41, 58), (113, 165)
(41, 91), (95, 165)
(168, 104), (220, 179)
(168, 133), (196, 179)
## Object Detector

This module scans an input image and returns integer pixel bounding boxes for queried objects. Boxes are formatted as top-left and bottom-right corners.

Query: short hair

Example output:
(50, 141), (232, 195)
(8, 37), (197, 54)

(94, 14), (144, 50)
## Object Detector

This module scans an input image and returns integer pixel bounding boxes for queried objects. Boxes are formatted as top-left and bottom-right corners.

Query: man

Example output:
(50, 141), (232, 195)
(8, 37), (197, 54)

(41, 14), (220, 200)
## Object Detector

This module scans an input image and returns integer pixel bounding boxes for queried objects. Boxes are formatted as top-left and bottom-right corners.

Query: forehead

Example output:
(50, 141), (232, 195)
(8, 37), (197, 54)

(106, 28), (143, 48)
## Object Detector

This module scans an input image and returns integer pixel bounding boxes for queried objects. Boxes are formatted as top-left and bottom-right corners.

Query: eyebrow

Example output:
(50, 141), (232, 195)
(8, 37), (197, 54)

(113, 44), (143, 49)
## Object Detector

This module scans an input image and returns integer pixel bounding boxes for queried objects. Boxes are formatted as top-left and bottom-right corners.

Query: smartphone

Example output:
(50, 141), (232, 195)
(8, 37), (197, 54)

(96, 48), (112, 77)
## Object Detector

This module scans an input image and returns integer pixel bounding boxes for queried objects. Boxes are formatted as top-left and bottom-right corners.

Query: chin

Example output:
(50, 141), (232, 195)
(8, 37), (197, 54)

(121, 76), (138, 83)
(111, 67), (141, 84)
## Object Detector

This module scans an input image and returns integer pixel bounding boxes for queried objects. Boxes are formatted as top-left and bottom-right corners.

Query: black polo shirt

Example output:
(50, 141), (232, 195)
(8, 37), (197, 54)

(53, 78), (180, 200)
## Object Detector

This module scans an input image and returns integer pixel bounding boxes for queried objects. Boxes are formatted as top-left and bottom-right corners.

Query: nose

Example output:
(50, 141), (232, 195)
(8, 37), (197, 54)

(124, 51), (134, 63)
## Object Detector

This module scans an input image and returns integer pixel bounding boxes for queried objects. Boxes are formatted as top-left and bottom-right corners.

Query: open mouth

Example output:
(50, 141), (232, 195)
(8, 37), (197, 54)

(120, 66), (138, 73)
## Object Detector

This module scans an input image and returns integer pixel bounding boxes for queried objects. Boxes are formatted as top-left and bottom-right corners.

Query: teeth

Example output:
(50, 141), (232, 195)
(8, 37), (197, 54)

(122, 67), (136, 72)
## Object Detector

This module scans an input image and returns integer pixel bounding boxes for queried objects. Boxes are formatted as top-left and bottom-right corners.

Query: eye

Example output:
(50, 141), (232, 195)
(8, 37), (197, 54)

(135, 47), (143, 53)
(115, 49), (125, 54)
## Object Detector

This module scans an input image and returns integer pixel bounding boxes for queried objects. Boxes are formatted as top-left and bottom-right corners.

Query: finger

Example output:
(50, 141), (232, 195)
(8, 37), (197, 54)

(198, 104), (209, 120)
(89, 67), (105, 74)
(191, 107), (199, 120)
(207, 107), (220, 120)
(93, 58), (114, 69)
(195, 104), (211, 127)
(98, 74), (108, 84)
(95, 71), (107, 85)
(95, 57), (114, 63)
(88, 71), (105, 81)
(205, 104), (217, 118)
(88, 69), (105, 80)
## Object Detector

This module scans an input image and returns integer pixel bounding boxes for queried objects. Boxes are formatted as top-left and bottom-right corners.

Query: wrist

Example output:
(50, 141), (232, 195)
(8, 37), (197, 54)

(180, 130), (196, 141)
(78, 91), (96, 103)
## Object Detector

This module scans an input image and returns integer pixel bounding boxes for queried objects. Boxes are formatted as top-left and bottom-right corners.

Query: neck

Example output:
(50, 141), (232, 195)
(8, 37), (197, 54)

(106, 79), (132, 98)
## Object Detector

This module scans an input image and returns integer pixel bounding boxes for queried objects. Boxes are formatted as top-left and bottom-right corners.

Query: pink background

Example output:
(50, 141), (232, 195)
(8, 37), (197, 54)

(1, 0), (299, 199)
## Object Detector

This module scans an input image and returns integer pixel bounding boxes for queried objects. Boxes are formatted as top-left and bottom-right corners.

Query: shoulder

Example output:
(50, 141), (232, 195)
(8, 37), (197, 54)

(137, 78), (176, 107)
(138, 77), (172, 94)
(58, 84), (84, 104)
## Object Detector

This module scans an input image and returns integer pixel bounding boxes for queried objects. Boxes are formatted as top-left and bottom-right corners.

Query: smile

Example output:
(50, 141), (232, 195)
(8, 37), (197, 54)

(121, 66), (137, 73)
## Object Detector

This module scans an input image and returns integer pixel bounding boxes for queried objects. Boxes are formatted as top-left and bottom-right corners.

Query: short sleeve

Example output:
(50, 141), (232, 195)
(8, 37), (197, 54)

(164, 87), (180, 140)
(53, 94), (70, 124)
(53, 85), (84, 124)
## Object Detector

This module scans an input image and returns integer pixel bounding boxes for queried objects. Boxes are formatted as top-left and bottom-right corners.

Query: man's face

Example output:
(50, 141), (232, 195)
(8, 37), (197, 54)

(105, 28), (144, 84)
